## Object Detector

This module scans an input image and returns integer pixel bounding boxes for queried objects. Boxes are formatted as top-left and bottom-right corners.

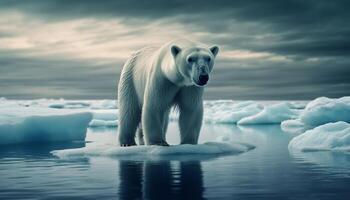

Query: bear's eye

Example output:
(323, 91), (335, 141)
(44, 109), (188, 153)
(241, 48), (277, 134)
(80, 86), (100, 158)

(187, 57), (196, 63)
(205, 57), (211, 62)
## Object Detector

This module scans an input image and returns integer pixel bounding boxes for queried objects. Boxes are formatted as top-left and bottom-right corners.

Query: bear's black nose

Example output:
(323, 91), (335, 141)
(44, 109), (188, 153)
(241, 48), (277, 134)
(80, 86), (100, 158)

(198, 74), (209, 85)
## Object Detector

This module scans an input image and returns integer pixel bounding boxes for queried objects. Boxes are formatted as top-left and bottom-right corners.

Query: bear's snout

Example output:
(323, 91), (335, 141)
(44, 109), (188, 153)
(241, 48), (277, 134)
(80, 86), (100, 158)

(198, 74), (209, 86)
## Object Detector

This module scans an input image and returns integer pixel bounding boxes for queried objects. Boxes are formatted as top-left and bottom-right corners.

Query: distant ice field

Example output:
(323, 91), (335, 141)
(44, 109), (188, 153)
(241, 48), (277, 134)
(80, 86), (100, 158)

(0, 96), (349, 154)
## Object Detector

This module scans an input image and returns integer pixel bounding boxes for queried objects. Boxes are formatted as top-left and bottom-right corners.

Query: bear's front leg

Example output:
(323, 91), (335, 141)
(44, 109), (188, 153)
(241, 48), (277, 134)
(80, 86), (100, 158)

(142, 103), (169, 146)
(179, 102), (203, 144)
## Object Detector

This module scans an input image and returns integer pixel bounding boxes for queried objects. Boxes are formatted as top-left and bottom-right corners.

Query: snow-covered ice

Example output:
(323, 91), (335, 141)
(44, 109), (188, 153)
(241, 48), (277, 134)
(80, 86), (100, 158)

(286, 97), (350, 152)
(52, 122), (256, 160)
(51, 142), (254, 159)
(203, 101), (304, 124)
(0, 102), (92, 145)
(204, 101), (263, 123)
(282, 97), (350, 131)
(281, 119), (307, 134)
(1, 98), (309, 128)
(300, 97), (350, 126)
(90, 100), (117, 109)
(89, 110), (118, 127)
(89, 119), (118, 127)
(142, 100), (305, 125)
(237, 102), (300, 125)
(288, 121), (350, 152)
(1, 97), (348, 148)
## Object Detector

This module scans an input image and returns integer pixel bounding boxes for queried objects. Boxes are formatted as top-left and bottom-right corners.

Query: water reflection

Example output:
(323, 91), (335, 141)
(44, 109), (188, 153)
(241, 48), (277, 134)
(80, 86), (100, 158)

(0, 123), (349, 199)
(119, 161), (143, 199)
(118, 160), (204, 200)
(289, 149), (350, 177)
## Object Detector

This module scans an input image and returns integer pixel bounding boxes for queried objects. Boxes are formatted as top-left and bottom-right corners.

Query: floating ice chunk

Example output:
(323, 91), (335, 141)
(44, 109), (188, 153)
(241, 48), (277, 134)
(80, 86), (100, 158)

(0, 105), (92, 145)
(288, 121), (350, 152)
(49, 101), (90, 109)
(299, 96), (350, 126)
(281, 119), (307, 134)
(205, 101), (263, 124)
(89, 110), (118, 127)
(238, 103), (299, 125)
(168, 101), (262, 123)
(90, 100), (117, 109)
(51, 142), (254, 159)
(133, 100), (301, 125)
(89, 119), (118, 127)
(223, 104), (263, 123)
(281, 96), (350, 131)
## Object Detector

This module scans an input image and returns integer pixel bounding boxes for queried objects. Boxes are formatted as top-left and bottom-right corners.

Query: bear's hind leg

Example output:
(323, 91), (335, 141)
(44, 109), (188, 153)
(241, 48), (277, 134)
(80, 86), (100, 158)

(118, 56), (142, 146)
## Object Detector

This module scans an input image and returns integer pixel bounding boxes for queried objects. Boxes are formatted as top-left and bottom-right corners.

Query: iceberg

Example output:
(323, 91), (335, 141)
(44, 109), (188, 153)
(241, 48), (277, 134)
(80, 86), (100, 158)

(203, 101), (303, 125)
(300, 97), (350, 126)
(281, 119), (308, 134)
(204, 101), (263, 124)
(281, 96), (350, 131)
(0, 103), (92, 145)
(238, 103), (300, 125)
(288, 121), (350, 152)
(51, 142), (254, 159)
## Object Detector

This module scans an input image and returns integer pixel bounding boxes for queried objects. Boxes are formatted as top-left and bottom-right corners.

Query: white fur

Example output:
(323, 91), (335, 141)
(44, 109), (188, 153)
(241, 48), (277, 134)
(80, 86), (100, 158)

(118, 39), (219, 146)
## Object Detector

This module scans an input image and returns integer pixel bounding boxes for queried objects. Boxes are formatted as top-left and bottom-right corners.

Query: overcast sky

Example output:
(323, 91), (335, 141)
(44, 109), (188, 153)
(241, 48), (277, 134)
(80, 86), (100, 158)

(0, 0), (349, 100)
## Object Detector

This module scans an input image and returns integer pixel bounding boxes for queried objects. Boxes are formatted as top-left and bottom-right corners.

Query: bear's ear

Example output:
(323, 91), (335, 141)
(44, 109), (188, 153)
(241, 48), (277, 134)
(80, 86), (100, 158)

(171, 45), (181, 58)
(209, 46), (219, 57)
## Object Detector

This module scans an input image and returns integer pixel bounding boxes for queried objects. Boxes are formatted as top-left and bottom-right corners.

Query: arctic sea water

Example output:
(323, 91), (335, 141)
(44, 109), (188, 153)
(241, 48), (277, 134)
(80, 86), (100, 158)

(0, 98), (350, 199)
(1, 123), (349, 199)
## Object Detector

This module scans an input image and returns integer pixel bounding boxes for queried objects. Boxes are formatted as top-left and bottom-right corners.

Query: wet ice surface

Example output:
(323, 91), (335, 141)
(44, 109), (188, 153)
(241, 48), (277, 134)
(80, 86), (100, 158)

(1, 123), (350, 200)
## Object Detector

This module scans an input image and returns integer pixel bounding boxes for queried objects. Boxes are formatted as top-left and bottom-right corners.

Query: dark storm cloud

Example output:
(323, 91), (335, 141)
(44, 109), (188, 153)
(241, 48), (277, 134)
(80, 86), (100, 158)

(206, 59), (350, 100)
(0, 50), (122, 99)
(0, 0), (349, 99)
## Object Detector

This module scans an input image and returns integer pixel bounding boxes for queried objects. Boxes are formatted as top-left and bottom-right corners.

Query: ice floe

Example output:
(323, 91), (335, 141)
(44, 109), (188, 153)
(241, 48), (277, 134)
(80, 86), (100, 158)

(204, 101), (263, 124)
(282, 97), (350, 131)
(0, 103), (92, 145)
(89, 110), (118, 127)
(288, 121), (350, 152)
(238, 102), (300, 125)
(300, 97), (350, 126)
(1, 98), (308, 127)
(51, 142), (255, 159)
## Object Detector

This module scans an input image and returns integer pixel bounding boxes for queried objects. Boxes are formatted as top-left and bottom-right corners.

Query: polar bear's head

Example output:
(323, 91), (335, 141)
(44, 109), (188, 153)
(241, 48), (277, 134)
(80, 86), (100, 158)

(171, 45), (219, 87)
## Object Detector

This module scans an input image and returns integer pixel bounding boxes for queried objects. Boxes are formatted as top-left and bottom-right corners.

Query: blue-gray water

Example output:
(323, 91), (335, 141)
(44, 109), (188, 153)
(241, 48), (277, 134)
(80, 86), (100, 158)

(0, 123), (349, 200)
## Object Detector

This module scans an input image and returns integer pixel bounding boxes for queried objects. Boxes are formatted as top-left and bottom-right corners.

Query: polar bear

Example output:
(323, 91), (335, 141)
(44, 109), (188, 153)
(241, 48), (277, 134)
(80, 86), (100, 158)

(118, 39), (219, 146)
